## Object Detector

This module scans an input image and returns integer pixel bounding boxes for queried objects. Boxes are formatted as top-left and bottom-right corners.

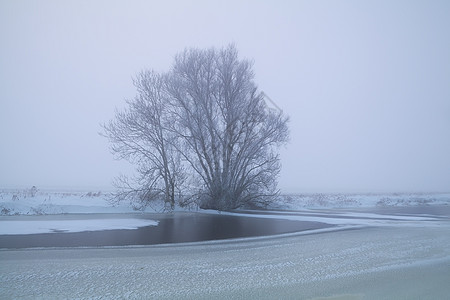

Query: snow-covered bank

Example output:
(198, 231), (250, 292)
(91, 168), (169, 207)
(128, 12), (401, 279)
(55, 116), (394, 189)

(1, 225), (449, 299)
(0, 218), (158, 235)
(1, 189), (449, 299)
(1, 188), (449, 237)
(203, 209), (445, 228)
(1, 188), (449, 216)
(275, 192), (450, 209)
(0, 188), (146, 215)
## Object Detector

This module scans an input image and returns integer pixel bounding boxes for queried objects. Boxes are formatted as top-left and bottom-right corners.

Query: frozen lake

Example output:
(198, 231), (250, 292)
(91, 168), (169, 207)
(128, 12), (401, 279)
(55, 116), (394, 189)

(0, 212), (330, 249)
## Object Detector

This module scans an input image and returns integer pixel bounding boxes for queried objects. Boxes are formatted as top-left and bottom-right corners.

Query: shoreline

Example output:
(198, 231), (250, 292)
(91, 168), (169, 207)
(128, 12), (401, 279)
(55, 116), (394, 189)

(1, 205), (448, 249)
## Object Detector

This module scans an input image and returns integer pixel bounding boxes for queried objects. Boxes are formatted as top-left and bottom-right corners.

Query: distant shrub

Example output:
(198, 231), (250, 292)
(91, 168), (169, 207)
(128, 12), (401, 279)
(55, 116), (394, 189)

(30, 206), (45, 215)
(85, 191), (102, 197)
(29, 186), (38, 197)
(1, 207), (11, 215)
(311, 194), (329, 206)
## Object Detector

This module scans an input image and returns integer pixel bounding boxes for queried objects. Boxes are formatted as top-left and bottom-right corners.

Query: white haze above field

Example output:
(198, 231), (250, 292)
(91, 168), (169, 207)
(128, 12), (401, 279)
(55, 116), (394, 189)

(1, 0), (449, 193)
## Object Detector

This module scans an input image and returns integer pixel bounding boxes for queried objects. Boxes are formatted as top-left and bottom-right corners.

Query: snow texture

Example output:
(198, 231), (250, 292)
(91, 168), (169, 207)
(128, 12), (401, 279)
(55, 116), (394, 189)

(1, 225), (449, 299)
(209, 209), (447, 229)
(1, 188), (450, 298)
(0, 189), (137, 215)
(1, 188), (449, 216)
(275, 192), (450, 209)
(0, 218), (158, 235)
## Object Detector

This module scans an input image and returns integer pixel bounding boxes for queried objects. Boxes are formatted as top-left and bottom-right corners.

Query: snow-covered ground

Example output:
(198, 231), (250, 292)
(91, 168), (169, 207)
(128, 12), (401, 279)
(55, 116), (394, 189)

(204, 208), (447, 229)
(1, 188), (448, 235)
(0, 188), (138, 215)
(1, 188), (449, 299)
(1, 225), (449, 299)
(0, 188), (165, 235)
(1, 188), (449, 216)
(275, 192), (450, 209)
(0, 218), (158, 235)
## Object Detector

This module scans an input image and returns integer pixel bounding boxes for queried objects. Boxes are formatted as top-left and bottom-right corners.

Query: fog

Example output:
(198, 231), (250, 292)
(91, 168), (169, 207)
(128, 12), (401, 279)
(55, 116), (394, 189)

(1, 0), (449, 193)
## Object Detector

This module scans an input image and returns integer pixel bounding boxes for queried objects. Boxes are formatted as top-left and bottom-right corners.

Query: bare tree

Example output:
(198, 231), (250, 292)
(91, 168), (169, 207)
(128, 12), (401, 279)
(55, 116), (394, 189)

(102, 71), (184, 210)
(168, 45), (289, 209)
(104, 45), (289, 210)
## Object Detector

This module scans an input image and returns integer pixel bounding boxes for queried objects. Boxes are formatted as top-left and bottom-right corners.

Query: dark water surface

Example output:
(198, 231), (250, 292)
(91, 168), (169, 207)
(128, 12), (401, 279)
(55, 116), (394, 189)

(0, 212), (331, 249)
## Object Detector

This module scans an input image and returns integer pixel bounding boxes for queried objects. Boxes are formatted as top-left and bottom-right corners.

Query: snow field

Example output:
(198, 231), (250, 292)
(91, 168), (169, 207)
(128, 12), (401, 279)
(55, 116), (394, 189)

(1, 225), (449, 299)
(276, 192), (450, 209)
(0, 189), (138, 215)
(1, 189), (449, 216)
(1, 188), (449, 235)
(1, 188), (449, 298)
(0, 218), (158, 235)
(205, 209), (445, 228)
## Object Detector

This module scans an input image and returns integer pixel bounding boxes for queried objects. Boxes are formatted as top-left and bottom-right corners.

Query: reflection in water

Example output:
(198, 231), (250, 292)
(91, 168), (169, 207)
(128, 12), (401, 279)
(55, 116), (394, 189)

(0, 213), (330, 249)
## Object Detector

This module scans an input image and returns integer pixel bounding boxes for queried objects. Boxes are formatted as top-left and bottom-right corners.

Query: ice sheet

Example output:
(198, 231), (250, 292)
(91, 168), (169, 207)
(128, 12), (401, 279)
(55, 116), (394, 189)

(0, 218), (158, 235)
(202, 209), (443, 228)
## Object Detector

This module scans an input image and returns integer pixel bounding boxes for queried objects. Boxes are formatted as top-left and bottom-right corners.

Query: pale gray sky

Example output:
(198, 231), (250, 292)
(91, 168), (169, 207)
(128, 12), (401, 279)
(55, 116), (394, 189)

(1, 0), (449, 192)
